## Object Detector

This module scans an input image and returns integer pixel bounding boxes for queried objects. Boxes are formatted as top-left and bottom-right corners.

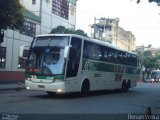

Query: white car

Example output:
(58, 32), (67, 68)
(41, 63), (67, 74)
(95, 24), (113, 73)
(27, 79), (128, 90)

(151, 70), (160, 83)
(144, 77), (154, 83)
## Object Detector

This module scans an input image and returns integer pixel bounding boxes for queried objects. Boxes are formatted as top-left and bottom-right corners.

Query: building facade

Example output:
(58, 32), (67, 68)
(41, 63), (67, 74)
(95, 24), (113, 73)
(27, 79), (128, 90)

(20, 0), (77, 33)
(90, 18), (136, 51)
(0, 0), (78, 82)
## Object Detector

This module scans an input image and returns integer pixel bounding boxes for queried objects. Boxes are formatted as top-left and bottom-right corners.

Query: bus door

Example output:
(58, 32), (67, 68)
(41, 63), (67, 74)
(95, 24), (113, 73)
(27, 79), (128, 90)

(66, 37), (82, 80)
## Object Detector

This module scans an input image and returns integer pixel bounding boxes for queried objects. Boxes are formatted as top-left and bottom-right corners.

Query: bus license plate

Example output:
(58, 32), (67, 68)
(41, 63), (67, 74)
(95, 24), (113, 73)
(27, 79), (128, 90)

(38, 85), (45, 88)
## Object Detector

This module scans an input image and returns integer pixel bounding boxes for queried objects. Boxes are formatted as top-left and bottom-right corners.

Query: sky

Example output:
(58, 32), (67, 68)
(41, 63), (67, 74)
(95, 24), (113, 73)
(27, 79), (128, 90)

(76, 0), (160, 48)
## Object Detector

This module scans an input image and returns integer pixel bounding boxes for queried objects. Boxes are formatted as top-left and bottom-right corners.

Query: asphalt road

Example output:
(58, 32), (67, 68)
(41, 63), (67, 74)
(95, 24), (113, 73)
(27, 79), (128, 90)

(0, 82), (160, 120)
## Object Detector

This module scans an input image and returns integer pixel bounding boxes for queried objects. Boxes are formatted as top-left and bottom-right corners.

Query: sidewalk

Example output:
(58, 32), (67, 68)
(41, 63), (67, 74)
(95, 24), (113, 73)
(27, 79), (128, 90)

(0, 82), (25, 91)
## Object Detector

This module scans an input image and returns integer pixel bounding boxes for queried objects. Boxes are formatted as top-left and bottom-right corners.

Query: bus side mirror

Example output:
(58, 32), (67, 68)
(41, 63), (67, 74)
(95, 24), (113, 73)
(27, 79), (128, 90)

(64, 45), (72, 59)
(19, 46), (29, 59)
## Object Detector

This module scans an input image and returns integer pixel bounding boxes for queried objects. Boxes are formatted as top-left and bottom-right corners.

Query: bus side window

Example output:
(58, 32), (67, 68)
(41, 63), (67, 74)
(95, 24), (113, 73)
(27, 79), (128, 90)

(94, 44), (102, 61)
(108, 48), (114, 63)
(83, 40), (95, 60)
(83, 44), (88, 59)
(103, 50), (108, 62)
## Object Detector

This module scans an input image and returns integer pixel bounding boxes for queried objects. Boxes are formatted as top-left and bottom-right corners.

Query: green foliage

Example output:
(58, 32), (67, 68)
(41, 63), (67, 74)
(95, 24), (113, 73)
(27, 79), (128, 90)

(74, 29), (88, 37)
(50, 26), (68, 34)
(0, 0), (24, 30)
(50, 25), (88, 37)
(136, 0), (160, 5)
(144, 51), (152, 57)
(147, 44), (152, 48)
(137, 49), (160, 79)
(136, 48), (160, 70)
(149, 0), (160, 3)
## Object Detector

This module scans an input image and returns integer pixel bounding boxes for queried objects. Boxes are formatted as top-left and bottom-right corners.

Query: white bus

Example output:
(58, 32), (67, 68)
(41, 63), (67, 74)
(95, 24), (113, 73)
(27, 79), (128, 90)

(23, 34), (140, 95)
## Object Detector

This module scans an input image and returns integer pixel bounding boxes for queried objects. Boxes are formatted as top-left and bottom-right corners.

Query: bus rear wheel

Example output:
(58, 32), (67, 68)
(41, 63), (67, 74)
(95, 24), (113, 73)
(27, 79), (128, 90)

(126, 80), (131, 91)
(121, 80), (128, 92)
(81, 80), (90, 96)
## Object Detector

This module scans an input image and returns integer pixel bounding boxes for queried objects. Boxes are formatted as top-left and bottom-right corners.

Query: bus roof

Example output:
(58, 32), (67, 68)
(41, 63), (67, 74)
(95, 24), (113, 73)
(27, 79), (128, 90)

(35, 34), (136, 55)
(36, 33), (78, 37)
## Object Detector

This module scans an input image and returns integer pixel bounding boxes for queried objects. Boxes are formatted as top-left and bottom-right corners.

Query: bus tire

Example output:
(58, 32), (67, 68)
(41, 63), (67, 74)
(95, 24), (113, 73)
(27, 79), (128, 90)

(121, 80), (127, 92)
(126, 80), (131, 92)
(81, 79), (90, 96)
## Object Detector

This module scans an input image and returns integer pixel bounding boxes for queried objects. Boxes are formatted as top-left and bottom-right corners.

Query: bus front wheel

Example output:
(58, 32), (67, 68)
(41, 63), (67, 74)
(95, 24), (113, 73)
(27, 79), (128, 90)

(81, 80), (90, 96)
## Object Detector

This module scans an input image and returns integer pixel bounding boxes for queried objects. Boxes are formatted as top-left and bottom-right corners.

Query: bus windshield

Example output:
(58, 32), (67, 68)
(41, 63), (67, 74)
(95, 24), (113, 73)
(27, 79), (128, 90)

(26, 36), (69, 75)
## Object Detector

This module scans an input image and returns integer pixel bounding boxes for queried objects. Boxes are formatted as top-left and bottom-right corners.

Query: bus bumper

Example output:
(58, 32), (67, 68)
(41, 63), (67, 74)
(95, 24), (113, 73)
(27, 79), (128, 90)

(25, 80), (67, 93)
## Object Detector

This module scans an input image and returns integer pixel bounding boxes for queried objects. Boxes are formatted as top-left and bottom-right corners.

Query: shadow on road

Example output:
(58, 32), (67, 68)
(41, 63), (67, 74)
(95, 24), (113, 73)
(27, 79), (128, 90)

(31, 89), (134, 99)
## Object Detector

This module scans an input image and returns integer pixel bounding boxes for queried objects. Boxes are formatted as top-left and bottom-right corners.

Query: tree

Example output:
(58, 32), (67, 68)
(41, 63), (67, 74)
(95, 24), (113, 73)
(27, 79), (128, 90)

(136, 47), (160, 79)
(50, 25), (88, 37)
(135, 0), (160, 5)
(148, 0), (160, 5)
(147, 44), (152, 48)
(0, 0), (24, 43)
(50, 26), (68, 34)
(74, 29), (88, 37)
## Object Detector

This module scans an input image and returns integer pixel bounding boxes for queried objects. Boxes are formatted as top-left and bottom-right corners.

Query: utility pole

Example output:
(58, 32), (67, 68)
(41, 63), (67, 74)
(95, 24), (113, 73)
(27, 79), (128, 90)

(93, 17), (96, 39)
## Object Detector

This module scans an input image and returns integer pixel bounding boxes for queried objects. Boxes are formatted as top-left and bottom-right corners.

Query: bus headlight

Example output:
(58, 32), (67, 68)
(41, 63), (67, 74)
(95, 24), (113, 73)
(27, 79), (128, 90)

(57, 89), (62, 92)
(26, 86), (30, 89)
(26, 77), (31, 81)
(151, 78), (155, 82)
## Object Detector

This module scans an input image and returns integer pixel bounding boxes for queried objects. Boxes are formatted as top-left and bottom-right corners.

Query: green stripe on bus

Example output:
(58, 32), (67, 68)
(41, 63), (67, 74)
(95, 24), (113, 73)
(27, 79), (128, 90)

(54, 75), (64, 79)
(25, 73), (64, 80)
(82, 58), (137, 74)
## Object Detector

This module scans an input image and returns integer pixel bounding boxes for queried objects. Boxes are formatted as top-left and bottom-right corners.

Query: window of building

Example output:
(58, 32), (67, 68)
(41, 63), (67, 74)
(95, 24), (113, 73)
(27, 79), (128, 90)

(20, 21), (36, 37)
(52, 0), (69, 19)
(32, 0), (36, 4)
(0, 47), (6, 68)
(18, 48), (29, 69)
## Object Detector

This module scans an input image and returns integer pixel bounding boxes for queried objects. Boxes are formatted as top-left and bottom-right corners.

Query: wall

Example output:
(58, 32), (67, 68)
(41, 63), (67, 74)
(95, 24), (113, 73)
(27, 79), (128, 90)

(20, 0), (41, 16)
(40, 0), (76, 34)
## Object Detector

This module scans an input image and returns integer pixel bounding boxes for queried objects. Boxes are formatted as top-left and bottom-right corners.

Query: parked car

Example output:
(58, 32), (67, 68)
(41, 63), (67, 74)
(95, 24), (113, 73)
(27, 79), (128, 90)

(144, 77), (154, 83)
(151, 70), (160, 83)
